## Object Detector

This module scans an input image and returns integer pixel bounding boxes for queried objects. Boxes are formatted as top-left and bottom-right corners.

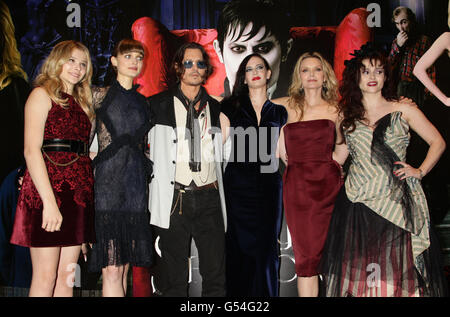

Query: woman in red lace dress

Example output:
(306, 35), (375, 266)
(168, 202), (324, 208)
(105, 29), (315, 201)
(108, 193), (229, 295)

(10, 41), (95, 297)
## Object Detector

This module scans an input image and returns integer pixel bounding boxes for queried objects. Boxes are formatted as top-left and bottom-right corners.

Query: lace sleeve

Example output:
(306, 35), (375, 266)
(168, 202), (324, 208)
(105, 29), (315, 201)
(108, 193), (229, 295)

(97, 120), (112, 153)
(89, 118), (97, 148)
(89, 87), (107, 146)
(92, 86), (108, 110)
(90, 86), (113, 153)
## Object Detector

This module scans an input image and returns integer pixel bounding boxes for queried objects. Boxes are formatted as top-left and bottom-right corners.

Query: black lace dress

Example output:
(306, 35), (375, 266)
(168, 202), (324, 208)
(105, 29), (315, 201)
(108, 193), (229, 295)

(89, 80), (153, 272)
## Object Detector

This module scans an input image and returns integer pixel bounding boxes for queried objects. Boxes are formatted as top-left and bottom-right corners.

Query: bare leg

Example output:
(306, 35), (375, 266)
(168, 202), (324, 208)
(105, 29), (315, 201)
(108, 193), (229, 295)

(102, 265), (126, 297)
(53, 245), (82, 297)
(29, 247), (61, 297)
(122, 263), (130, 296)
(297, 276), (319, 297)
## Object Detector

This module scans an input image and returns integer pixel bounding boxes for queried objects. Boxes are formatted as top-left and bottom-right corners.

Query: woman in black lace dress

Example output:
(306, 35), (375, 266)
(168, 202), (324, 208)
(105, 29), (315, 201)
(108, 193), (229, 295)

(89, 39), (153, 297)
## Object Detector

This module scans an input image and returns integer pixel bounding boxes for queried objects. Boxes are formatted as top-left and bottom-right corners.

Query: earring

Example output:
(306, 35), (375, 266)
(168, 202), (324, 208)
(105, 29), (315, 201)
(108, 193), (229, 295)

(281, 55), (287, 63)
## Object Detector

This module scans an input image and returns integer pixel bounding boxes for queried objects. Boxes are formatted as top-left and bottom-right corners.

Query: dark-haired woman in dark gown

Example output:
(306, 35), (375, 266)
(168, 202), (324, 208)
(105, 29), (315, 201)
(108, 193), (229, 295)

(89, 39), (153, 297)
(220, 53), (287, 297)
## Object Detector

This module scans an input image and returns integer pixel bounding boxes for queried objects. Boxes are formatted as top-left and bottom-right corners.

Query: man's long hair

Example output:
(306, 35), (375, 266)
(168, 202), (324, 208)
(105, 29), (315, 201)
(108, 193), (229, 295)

(168, 42), (213, 88)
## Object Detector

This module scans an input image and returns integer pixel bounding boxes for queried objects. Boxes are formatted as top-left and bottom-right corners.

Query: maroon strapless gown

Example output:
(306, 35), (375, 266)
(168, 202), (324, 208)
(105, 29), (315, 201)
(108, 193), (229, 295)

(283, 119), (342, 277)
(10, 93), (95, 247)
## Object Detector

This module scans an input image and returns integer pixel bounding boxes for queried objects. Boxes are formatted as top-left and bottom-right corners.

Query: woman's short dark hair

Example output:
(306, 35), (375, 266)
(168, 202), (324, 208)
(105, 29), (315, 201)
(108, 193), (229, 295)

(111, 38), (145, 73)
(216, 0), (291, 57)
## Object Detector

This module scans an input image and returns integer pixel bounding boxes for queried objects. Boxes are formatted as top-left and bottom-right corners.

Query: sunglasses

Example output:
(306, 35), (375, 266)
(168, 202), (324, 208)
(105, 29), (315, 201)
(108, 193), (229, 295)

(183, 60), (207, 69)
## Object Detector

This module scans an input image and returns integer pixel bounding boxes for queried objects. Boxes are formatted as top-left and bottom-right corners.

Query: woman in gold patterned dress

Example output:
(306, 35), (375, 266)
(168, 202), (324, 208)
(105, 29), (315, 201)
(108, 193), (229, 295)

(319, 43), (448, 297)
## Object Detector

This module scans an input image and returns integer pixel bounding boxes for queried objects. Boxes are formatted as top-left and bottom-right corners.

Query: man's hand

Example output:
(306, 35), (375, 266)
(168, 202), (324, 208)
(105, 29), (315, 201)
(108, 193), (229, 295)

(399, 96), (417, 108)
(397, 31), (408, 47)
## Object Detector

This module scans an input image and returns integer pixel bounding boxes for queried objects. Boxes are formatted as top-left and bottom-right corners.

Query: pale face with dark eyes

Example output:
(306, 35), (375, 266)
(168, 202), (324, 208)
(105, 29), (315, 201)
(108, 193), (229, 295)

(111, 50), (144, 79)
(59, 48), (87, 92)
(244, 56), (271, 89)
(215, 23), (282, 93)
(394, 11), (411, 33)
(359, 58), (386, 94)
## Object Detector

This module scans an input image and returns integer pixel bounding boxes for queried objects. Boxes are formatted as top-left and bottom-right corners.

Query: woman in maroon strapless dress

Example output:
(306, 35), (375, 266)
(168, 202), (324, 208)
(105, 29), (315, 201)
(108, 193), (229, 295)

(275, 52), (345, 296)
(10, 41), (95, 297)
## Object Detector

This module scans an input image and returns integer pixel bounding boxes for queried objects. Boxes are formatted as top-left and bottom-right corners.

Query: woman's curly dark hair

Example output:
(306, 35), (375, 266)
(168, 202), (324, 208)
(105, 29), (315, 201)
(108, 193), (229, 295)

(340, 42), (397, 135)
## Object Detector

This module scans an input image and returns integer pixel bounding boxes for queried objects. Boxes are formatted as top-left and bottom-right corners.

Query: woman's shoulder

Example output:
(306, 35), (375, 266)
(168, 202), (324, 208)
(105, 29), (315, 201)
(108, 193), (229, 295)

(30, 86), (50, 99)
(439, 31), (450, 41)
(391, 99), (418, 114)
(27, 86), (52, 110)
(436, 32), (450, 49)
(269, 99), (288, 117)
(91, 86), (110, 110)
(271, 96), (289, 108)
(389, 99), (421, 123)
(220, 96), (239, 118)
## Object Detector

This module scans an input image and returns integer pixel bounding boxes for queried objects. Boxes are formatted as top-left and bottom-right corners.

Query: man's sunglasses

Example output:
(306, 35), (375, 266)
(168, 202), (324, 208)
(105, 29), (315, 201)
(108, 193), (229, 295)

(183, 60), (207, 69)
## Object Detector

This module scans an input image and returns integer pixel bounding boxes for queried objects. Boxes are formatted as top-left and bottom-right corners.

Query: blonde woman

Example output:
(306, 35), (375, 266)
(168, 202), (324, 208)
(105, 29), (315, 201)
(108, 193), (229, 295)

(0, 1), (30, 184)
(274, 52), (345, 297)
(10, 40), (95, 297)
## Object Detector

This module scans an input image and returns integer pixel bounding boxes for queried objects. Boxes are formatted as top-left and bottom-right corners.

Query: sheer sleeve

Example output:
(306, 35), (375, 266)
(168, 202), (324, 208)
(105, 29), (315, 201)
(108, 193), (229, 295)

(91, 86), (113, 153)
(89, 86), (107, 146)
(89, 118), (97, 148)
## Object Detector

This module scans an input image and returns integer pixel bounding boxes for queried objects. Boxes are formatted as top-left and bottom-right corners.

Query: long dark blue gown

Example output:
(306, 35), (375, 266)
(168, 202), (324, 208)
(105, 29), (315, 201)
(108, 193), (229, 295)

(221, 95), (287, 297)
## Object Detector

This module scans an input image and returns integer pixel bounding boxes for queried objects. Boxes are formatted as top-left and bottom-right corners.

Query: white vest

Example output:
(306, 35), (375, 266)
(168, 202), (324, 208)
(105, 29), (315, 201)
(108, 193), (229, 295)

(174, 97), (217, 186)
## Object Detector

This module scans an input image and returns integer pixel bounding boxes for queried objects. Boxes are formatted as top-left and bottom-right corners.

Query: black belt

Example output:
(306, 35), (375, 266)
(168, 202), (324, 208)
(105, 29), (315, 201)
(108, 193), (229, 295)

(174, 181), (218, 191)
(42, 139), (89, 156)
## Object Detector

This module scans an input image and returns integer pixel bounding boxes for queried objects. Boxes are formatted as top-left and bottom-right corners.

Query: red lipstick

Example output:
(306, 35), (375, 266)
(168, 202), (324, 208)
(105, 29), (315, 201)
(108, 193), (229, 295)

(252, 76), (261, 81)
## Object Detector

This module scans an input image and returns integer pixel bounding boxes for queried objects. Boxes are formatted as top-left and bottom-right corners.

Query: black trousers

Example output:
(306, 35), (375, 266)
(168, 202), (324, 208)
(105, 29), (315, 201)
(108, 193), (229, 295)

(154, 187), (226, 297)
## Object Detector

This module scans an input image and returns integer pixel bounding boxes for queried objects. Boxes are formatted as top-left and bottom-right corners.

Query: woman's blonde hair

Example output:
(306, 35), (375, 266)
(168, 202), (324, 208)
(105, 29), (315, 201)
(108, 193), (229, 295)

(34, 40), (94, 120)
(287, 52), (339, 120)
(0, 1), (28, 90)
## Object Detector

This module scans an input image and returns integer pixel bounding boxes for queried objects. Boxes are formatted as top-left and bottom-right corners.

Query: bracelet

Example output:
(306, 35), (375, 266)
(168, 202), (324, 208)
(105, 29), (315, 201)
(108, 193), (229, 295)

(418, 168), (424, 180)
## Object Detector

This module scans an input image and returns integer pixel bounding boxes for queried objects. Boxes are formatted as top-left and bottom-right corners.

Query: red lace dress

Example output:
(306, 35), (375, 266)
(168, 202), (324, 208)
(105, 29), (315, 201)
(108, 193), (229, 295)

(10, 93), (95, 247)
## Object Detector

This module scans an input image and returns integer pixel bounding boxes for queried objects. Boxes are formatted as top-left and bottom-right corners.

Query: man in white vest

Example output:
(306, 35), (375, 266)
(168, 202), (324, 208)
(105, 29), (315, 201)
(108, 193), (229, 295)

(147, 42), (226, 297)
